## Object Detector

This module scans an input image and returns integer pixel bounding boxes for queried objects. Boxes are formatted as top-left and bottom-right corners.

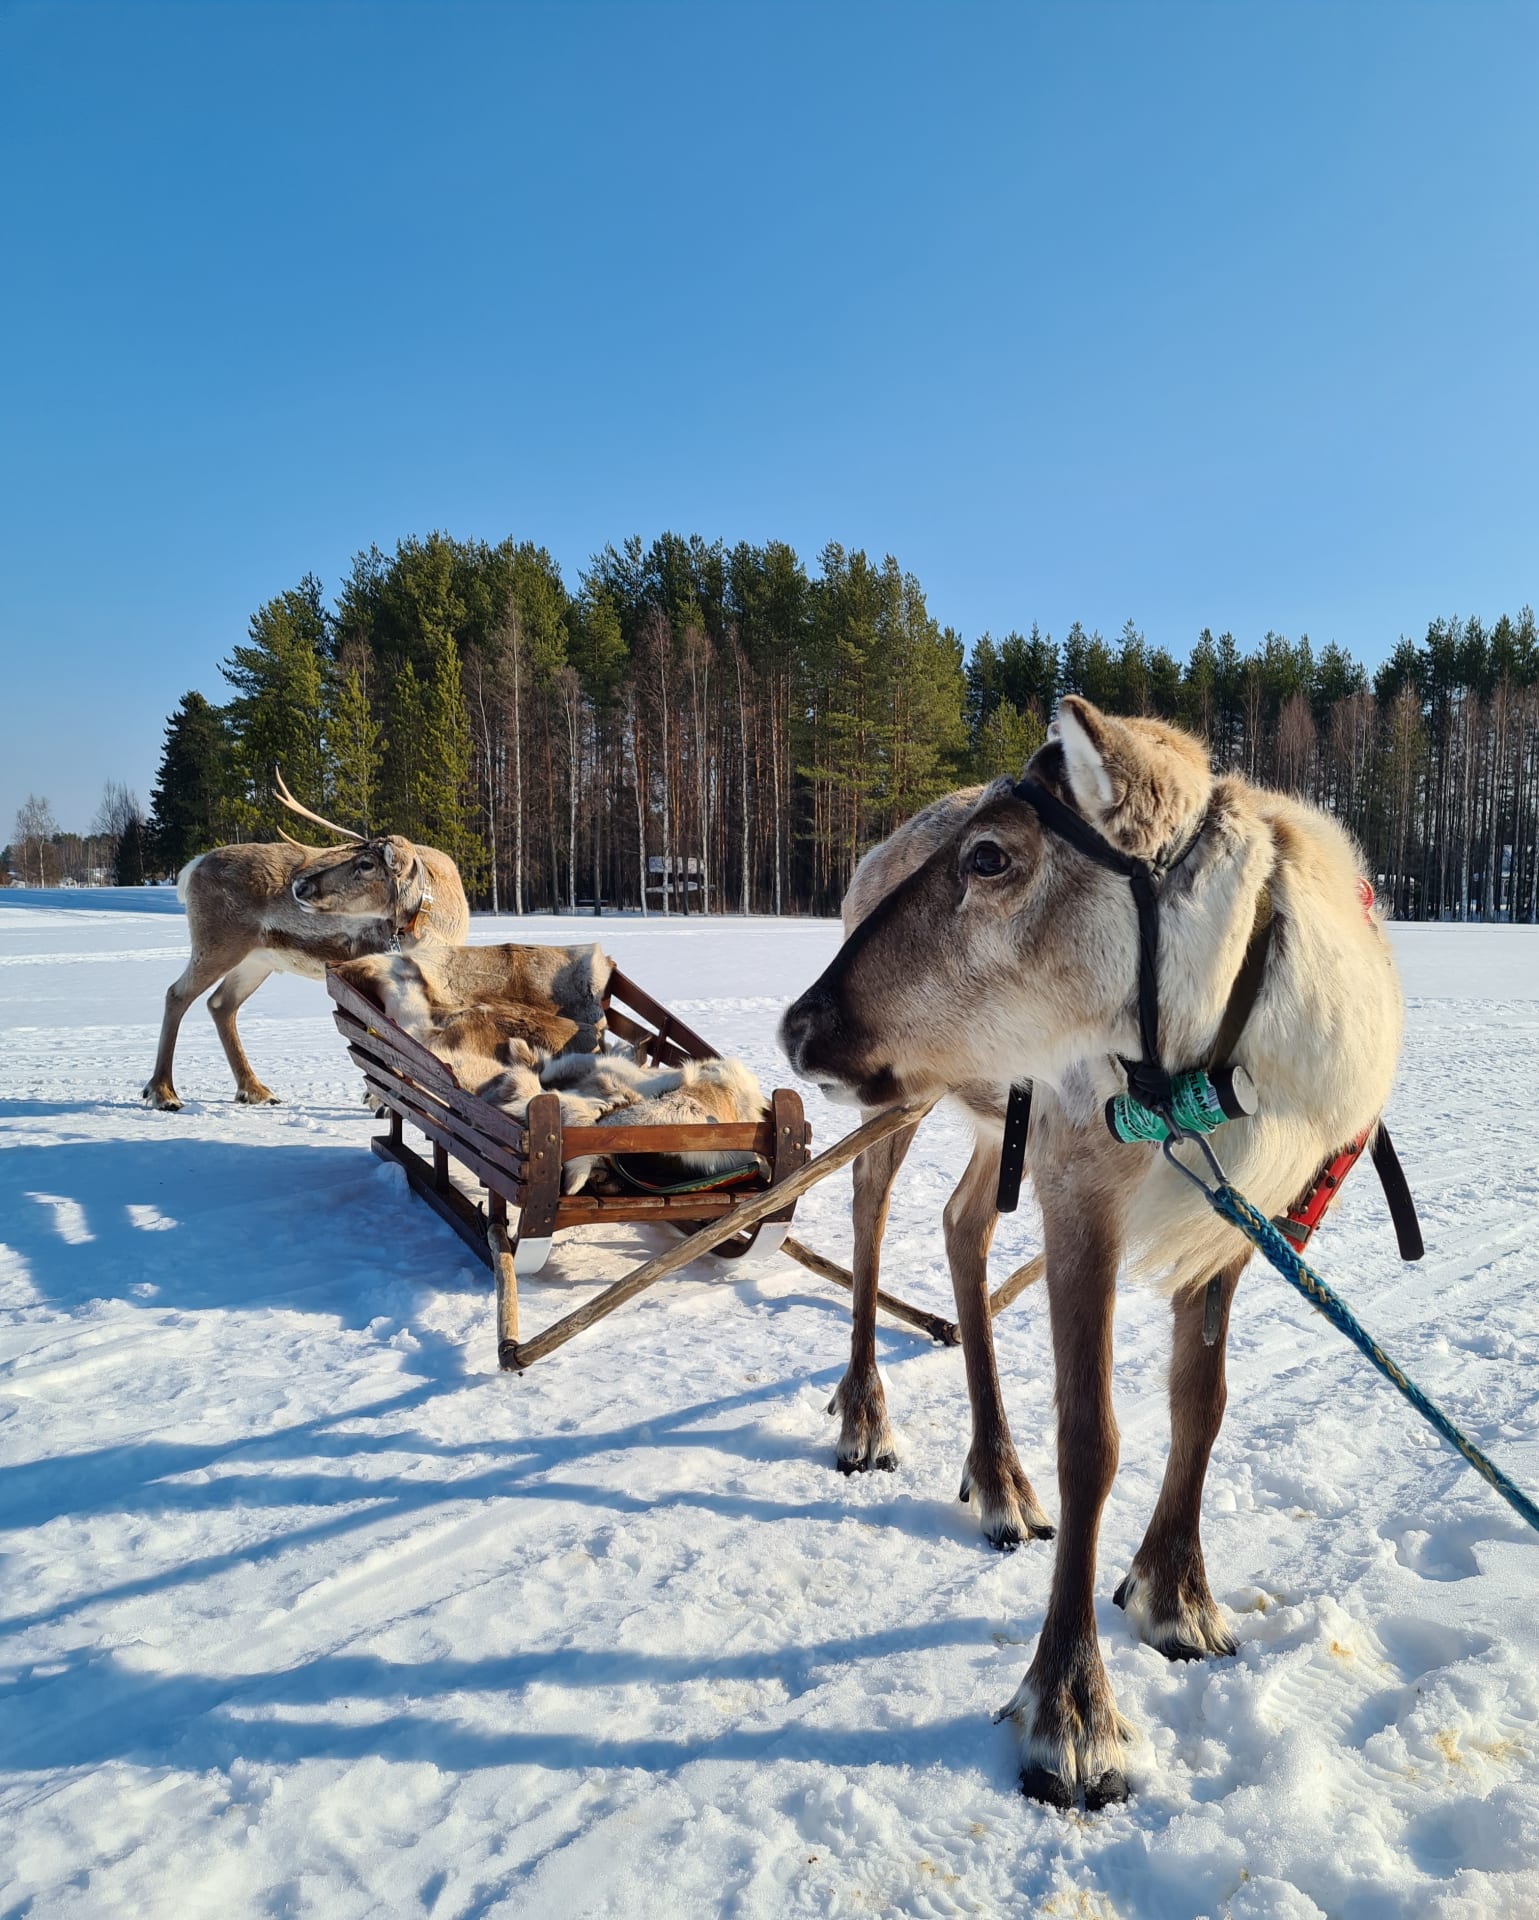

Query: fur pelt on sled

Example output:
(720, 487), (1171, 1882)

(335, 942), (611, 1090)
(530, 1052), (768, 1194)
(333, 943), (766, 1193)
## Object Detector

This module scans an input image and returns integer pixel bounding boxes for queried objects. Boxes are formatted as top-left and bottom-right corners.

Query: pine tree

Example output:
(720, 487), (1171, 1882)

(1060, 622), (1089, 695)
(973, 702), (1047, 781)
(1182, 630), (1219, 742)
(384, 658), (429, 839)
(1116, 619), (1149, 714)
(1081, 630), (1120, 708)
(1148, 647), (1182, 718)
(966, 633), (1003, 740)
(326, 656), (383, 832)
(997, 624), (1057, 718)
(221, 575), (328, 832)
(148, 691), (235, 871)
(114, 816), (146, 885)
(419, 620), (481, 877)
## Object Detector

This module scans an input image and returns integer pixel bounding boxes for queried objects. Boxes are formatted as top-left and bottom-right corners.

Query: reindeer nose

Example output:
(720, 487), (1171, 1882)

(779, 985), (839, 1078)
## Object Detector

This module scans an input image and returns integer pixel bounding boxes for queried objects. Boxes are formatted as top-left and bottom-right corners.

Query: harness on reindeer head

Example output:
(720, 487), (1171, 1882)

(994, 766), (1421, 1334)
(388, 853), (434, 953)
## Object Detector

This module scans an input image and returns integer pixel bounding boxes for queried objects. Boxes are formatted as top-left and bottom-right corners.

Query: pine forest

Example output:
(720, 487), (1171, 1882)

(127, 531), (1539, 922)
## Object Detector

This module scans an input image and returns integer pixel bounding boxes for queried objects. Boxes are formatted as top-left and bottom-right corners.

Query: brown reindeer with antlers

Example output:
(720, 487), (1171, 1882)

(142, 773), (468, 1110)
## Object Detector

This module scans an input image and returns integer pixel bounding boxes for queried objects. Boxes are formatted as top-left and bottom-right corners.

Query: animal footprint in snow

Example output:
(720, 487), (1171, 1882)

(1388, 1516), (1530, 1582)
(1374, 1614), (1491, 1684)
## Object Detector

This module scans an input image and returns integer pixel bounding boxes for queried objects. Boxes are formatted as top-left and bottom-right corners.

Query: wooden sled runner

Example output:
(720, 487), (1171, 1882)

(327, 959), (972, 1369)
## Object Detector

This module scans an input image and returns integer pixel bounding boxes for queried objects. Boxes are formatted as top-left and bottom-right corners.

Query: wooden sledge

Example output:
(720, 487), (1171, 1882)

(326, 961), (965, 1369)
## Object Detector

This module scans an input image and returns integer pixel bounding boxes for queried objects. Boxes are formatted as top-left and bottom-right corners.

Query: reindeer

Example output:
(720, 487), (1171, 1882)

(828, 786), (1052, 1550)
(782, 696), (1404, 1809)
(142, 774), (469, 1110)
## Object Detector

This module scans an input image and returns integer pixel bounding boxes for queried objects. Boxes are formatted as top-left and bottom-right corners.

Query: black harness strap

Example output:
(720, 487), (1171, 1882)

(995, 855), (1273, 1217)
(995, 1081), (1033, 1213)
(1370, 1124), (1425, 1262)
(1208, 884), (1275, 1073)
(993, 777), (1207, 1211)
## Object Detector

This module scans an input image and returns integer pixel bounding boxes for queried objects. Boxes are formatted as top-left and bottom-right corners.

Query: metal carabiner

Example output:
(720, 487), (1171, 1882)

(1160, 1123), (1229, 1198)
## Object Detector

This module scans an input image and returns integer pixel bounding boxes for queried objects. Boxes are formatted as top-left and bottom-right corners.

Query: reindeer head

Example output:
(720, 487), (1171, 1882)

(272, 770), (424, 924)
(779, 697), (1214, 1106)
(290, 836), (420, 917)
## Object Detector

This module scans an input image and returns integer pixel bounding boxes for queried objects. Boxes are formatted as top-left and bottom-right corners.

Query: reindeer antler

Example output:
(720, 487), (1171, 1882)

(273, 767), (366, 843)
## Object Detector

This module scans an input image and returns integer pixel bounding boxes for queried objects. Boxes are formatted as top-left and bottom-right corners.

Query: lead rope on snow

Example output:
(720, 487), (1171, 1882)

(1160, 1129), (1539, 1537)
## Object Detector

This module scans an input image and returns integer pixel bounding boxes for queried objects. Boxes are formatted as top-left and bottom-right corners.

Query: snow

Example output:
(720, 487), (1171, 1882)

(3, 893), (1538, 1918)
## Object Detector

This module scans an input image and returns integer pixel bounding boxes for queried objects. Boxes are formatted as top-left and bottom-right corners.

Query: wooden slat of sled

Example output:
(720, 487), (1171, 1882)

(348, 1045), (530, 1167)
(357, 1067), (526, 1207)
(559, 1119), (774, 1156)
(335, 1012), (529, 1154)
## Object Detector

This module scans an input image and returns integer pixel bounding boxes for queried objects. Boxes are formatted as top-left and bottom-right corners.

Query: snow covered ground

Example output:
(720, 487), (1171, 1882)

(3, 894), (1538, 1919)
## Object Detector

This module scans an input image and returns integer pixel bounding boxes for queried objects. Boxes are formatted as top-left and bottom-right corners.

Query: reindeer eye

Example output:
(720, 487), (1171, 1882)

(970, 841), (1011, 878)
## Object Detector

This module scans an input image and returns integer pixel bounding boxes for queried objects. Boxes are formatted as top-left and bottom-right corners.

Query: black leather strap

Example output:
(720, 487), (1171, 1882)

(1370, 1124), (1424, 1262)
(1209, 883), (1275, 1070)
(995, 1081), (1033, 1213)
(1202, 1274), (1225, 1346)
(1013, 777), (1171, 1106)
(1012, 777), (1144, 880)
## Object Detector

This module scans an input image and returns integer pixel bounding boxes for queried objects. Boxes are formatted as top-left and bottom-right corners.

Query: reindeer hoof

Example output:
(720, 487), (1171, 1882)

(959, 1458), (1054, 1550)
(1000, 1665), (1135, 1812)
(827, 1366), (898, 1475)
(984, 1517), (1055, 1553)
(839, 1450), (897, 1475)
(235, 1087), (279, 1106)
(1114, 1565), (1237, 1661)
(142, 1083), (182, 1112)
(1019, 1760), (1129, 1813)
(1019, 1762), (1074, 1810)
(1084, 1769), (1130, 1811)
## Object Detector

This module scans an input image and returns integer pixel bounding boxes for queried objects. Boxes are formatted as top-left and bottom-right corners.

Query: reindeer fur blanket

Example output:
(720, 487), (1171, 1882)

(334, 944), (766, 1193)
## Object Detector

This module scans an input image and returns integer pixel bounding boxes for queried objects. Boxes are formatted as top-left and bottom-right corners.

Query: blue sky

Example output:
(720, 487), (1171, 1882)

(3, 1), (1536, 833)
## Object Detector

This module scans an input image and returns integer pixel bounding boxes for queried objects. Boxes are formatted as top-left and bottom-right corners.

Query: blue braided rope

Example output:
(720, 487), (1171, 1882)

(1211, 1183), (1539, 1538)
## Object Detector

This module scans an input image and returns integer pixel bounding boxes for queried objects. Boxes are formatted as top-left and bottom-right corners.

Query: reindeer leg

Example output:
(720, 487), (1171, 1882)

(999, 1192), (1132, 1810)
(828, 1113), (920, 1473)
(1114, 1254), (1248, 1661)
(207, 954), (279, 1104)
(945, 1137), (1052, 1549)
(142, 948), (237, 1110)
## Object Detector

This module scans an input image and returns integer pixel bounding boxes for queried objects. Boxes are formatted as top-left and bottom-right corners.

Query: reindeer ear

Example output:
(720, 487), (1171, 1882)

(382, 840), (402, 872)
(1054, 694), (1214, 857)
(1055, 696), (1121, 816)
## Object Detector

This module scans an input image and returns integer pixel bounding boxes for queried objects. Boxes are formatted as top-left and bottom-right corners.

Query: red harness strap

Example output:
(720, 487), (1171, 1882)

(1276, 1127), (1372, 1250)
(1274, 876), (1391, 1250)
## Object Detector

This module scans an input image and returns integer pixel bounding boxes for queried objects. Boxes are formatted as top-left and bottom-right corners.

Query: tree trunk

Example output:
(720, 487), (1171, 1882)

(511, 631), (524, 914)
(735, 644), (751, 914)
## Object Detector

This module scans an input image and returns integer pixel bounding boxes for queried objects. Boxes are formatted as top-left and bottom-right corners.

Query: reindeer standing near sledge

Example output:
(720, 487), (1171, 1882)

(782, 696), (1405, 1809)
(143, 774), (468, 1110)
